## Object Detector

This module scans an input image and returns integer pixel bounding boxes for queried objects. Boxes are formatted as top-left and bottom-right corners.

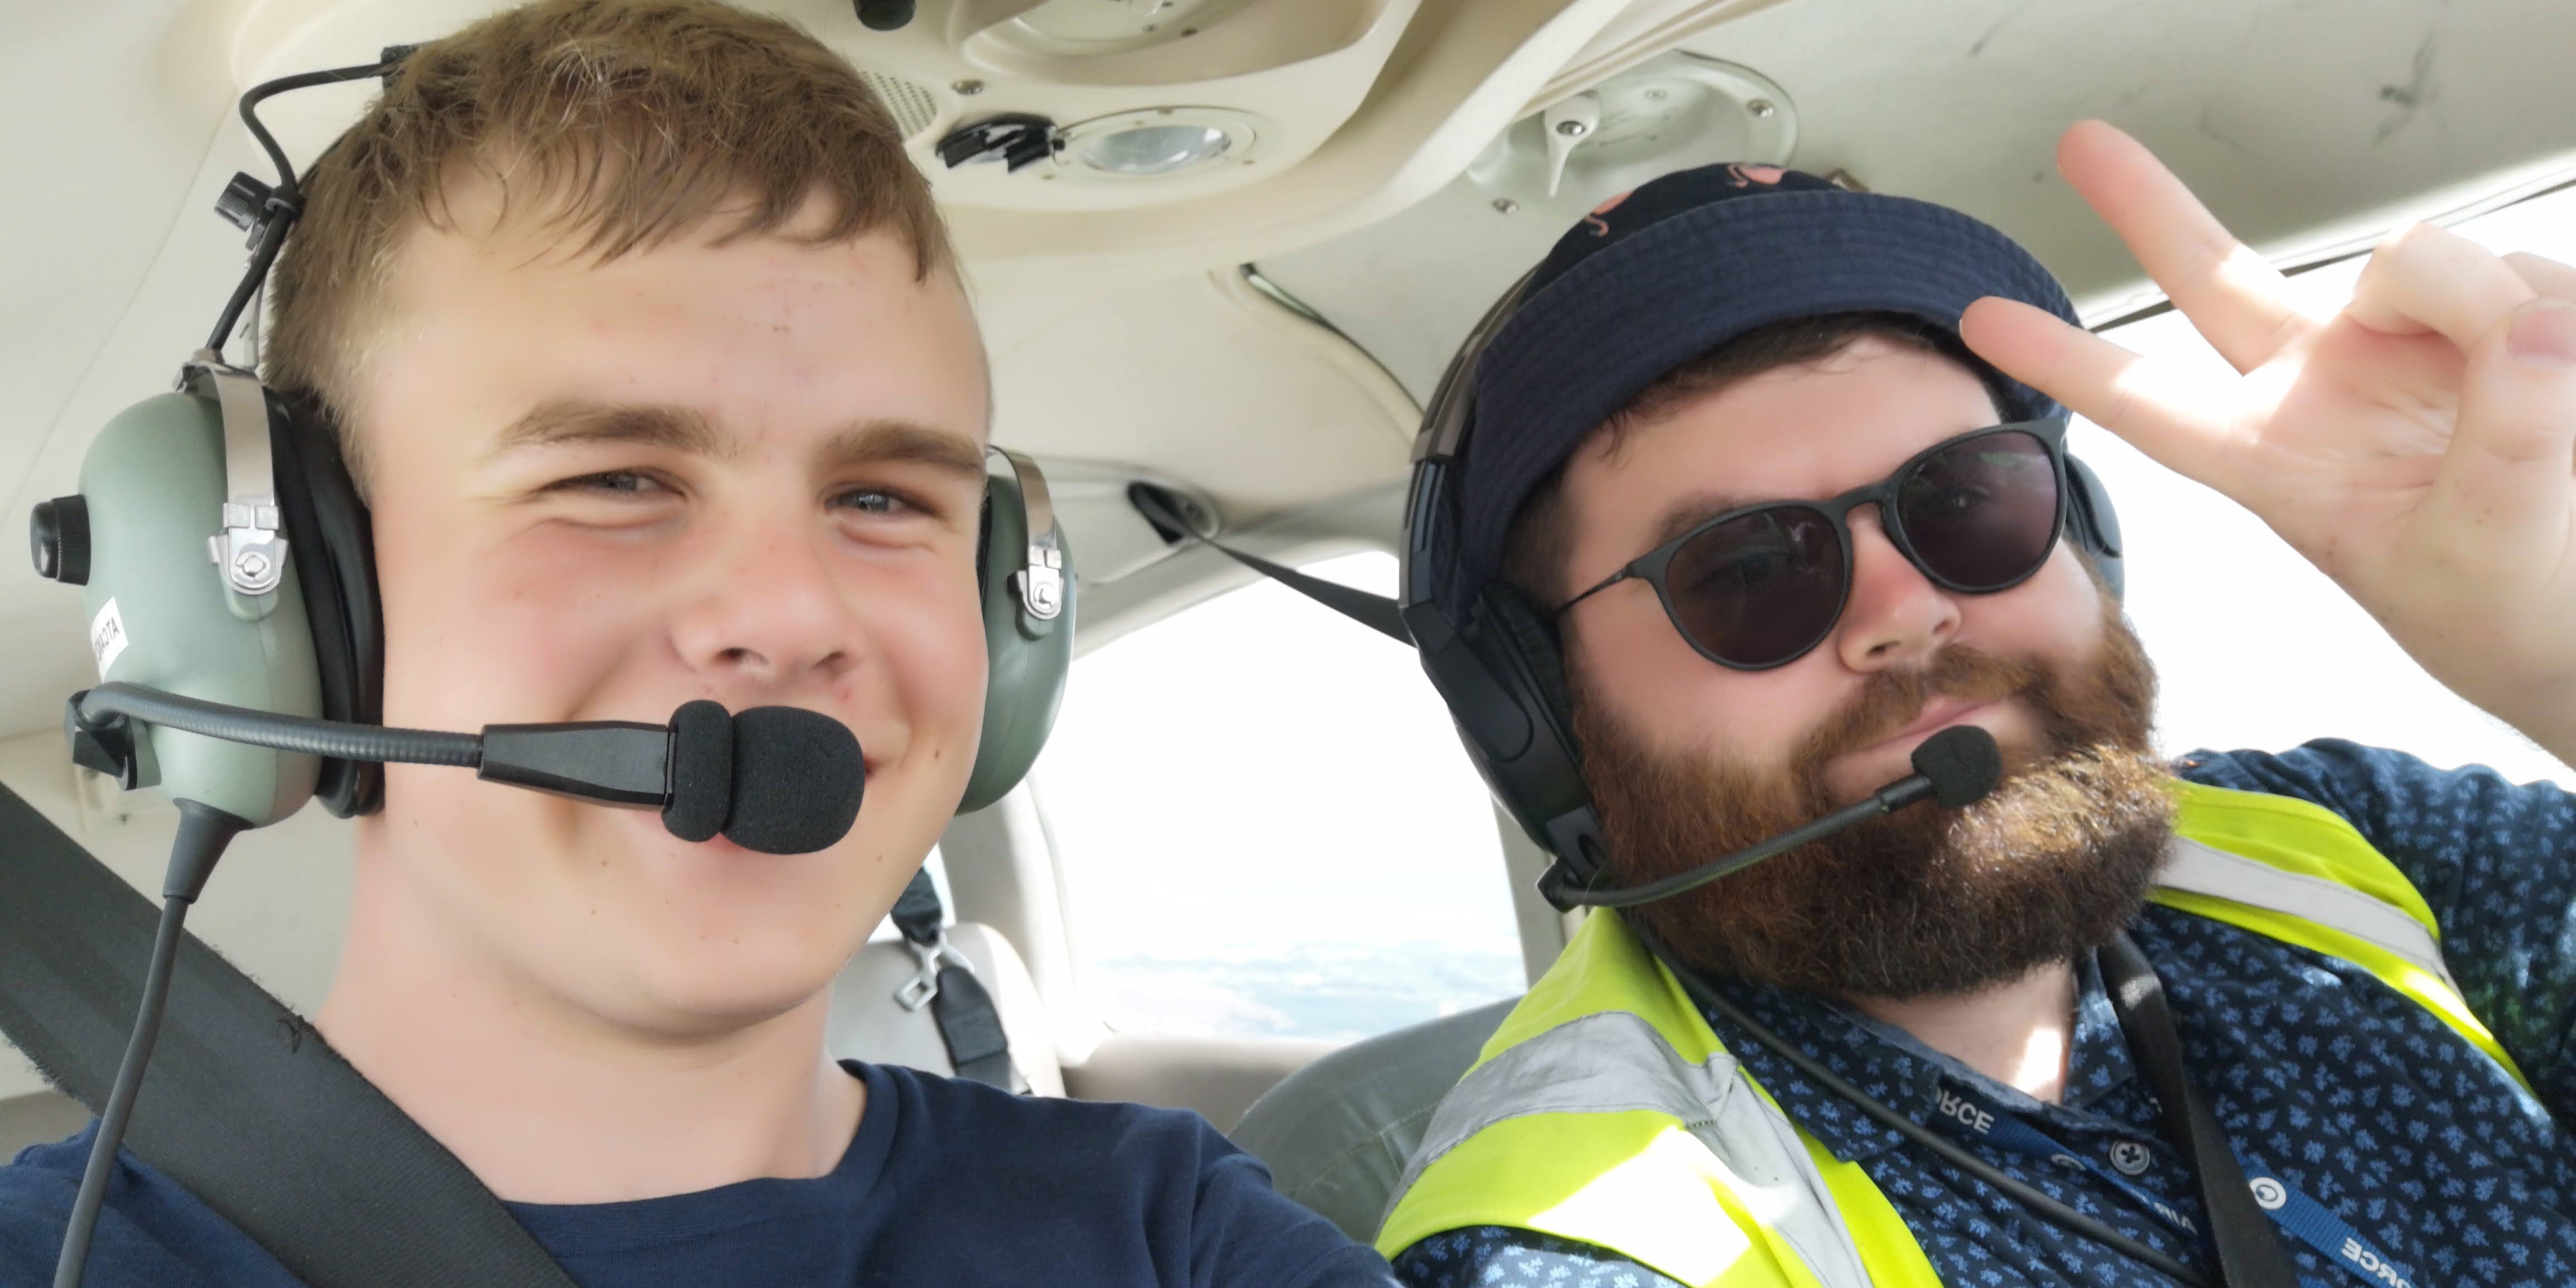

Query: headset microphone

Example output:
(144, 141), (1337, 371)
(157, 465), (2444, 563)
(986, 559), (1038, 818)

(66, 684), (864, 856)
(1544, 724), (2003, 909)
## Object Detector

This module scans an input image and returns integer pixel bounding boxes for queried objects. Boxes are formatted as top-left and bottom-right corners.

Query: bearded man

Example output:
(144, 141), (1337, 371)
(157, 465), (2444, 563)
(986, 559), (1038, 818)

(1375, 124), (2576, 1288)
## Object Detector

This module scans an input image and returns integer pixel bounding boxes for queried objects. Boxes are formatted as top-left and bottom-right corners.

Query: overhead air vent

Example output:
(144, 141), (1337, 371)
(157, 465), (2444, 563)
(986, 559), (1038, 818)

(857, 69), (943, 139)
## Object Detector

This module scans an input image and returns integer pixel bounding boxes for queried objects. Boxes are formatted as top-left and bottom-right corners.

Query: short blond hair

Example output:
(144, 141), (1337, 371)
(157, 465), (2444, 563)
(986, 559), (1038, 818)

(264, 0), (951, 479)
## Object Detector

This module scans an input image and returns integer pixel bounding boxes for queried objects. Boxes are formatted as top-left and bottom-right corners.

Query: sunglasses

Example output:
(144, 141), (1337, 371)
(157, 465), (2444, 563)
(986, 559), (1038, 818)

(1555, 419), (2071, 670)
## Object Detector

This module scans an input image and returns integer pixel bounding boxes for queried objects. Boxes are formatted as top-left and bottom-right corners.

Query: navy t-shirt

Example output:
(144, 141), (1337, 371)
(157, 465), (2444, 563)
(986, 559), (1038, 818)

(0, 1060), (1397, 1287)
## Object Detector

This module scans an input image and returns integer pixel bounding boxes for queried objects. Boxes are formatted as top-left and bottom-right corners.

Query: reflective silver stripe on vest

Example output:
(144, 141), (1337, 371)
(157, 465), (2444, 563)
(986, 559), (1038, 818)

(1390, 1010), (1874, 1288)
(2154, 837), (2461, 995)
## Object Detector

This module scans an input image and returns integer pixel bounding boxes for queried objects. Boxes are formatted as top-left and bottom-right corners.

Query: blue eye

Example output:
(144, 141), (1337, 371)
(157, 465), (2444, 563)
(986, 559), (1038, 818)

(831, 489), (909, 516)
(552, 470), (668, 496)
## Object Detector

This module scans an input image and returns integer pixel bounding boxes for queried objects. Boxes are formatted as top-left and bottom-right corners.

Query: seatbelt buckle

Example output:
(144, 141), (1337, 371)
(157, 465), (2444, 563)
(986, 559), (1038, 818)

(896, 935), (976, 1011)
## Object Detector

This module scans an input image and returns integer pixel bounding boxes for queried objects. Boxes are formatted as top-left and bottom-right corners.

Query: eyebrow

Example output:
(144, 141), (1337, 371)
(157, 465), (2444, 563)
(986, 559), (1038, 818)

(1646, 491), (1765, 550)
(813, 418), (988, 483)
(485, 399), (987, 483)
(487, 399), (731, 461)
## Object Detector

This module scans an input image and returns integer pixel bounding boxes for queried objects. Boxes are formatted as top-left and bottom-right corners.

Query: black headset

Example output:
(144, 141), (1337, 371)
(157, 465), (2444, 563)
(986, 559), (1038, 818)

(1394, 274), (2128, 905)
(27, 51), (1072, 827)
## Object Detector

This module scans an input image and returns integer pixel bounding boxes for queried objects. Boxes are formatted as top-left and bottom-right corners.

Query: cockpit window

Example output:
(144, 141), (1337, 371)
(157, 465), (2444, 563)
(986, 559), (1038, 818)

(1034, 553), (1526, 1041)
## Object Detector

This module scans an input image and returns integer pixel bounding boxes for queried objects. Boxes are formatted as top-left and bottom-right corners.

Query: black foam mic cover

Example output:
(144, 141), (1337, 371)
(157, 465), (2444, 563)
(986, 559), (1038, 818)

(660, 700), (733, 843)
(1912, 725), (2003, 809)
(722, 706), (865, 855)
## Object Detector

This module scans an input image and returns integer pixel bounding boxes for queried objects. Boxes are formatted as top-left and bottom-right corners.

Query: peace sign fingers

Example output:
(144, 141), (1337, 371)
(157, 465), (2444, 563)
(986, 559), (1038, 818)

(1958, 296), (2251, 495)
(2054, 120), (2323, 375)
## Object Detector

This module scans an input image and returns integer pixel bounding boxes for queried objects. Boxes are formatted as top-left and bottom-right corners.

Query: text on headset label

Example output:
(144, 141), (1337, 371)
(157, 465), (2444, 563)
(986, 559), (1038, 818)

(89, 599), (129, 678)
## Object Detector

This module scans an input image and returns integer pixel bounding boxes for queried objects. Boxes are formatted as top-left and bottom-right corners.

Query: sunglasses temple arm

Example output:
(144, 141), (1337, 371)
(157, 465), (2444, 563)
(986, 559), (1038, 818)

(1554, 570), (1632, 620)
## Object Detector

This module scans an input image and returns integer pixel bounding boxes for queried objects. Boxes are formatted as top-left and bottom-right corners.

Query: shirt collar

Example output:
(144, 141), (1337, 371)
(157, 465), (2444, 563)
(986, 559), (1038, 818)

(1696, 953), (2141, 1162)
(2062, 953), (2138, 1109)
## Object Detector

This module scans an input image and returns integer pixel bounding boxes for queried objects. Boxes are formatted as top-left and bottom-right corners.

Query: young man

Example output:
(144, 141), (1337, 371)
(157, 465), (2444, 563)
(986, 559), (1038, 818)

(0, 3), (1392, 1284)
(1380, 128), (2576, 1285)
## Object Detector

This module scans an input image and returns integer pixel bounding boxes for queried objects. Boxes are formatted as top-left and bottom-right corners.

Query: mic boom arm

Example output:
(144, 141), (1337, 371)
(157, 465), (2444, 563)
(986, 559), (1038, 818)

(74, 682), (480, 769)
(73, 683), (664, 804)
(1545, 724), (2004, 910)
(65, 682), (862, 856)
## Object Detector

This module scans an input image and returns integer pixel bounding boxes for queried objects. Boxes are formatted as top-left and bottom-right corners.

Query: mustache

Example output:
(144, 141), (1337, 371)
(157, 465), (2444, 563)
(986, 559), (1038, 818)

(1792, 646), (2046, 774)
(1570, 607), (2173, 999)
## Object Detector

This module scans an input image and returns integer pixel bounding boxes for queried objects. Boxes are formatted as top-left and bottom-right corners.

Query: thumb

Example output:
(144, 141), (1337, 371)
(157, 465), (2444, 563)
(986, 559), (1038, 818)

(2424, 298), (2576, 553)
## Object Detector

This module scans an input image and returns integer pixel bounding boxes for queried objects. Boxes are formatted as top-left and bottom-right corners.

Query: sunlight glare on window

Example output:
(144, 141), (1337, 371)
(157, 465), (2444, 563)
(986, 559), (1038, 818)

(1033, 552), (1526, 1042)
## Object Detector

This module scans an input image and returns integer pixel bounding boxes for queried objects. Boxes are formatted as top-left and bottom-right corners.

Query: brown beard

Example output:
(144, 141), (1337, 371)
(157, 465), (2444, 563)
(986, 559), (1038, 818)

(1572, 602), (2175, 1001)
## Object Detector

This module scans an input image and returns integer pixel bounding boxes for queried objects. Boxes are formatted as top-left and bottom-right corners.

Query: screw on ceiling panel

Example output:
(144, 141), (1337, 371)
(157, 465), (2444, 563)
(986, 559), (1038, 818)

(1554, 119), (1590, 137)
(1492, 198), (1519, 214)
(1747, 99), (1776, 118)
(952, 79), (985, 95)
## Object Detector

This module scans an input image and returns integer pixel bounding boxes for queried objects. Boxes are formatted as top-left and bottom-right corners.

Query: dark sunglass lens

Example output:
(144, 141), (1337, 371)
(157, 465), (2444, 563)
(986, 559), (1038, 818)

(1664, 506), (1846, 667)
(1896, 430), (2061, 590)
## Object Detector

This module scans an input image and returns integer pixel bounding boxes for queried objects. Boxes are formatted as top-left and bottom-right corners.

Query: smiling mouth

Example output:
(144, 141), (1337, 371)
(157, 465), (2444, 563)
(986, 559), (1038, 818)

(1861, 696), (1998, 755)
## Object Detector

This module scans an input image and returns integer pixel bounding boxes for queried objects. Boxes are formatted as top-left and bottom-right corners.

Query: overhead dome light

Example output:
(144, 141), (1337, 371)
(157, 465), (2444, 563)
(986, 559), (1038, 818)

(1055, 108), (1269, 182)
(1082, 123), (1231, 176)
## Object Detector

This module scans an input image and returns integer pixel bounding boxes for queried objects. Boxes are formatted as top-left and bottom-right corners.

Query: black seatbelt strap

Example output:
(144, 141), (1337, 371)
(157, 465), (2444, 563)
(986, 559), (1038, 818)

(1128, 487), (1411, 645)
(890, 869), (1022, 1091)
(0, 783), (581, 1288)
(2102, 933), (2303, 1288)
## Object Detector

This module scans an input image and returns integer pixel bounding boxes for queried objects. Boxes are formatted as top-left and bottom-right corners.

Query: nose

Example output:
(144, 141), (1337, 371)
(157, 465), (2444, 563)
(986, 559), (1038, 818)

(1831, 505), (1960, 673)
(665, 505), (858, 691)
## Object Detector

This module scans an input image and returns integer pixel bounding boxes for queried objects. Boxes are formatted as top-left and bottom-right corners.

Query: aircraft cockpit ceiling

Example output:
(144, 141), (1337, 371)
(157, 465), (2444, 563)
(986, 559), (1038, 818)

(194, 0), (2576, 295)
(6, 0), (2575, 736)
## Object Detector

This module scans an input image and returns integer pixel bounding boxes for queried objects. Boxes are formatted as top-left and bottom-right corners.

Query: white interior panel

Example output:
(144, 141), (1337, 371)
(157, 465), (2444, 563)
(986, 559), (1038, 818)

(1687, 0), (2576, 318)
(986, 270), (1412, 525)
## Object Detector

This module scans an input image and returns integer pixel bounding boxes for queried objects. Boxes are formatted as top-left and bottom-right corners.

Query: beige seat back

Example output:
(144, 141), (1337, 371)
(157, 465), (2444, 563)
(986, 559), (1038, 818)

(1227, 998), (1516, 1241)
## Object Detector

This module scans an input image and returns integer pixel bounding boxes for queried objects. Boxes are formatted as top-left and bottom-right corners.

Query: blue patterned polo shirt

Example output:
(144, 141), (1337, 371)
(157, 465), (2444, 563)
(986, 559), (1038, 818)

(1390, 740), (2576, 1287)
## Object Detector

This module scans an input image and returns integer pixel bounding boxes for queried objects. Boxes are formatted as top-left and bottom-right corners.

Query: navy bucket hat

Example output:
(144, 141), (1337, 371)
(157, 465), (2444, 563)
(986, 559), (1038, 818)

(1449, 162), (2081, 605)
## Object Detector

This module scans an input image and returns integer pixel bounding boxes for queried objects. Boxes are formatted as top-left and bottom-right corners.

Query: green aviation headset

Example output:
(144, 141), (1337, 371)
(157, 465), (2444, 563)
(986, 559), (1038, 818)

(25, 50), (1072, 831)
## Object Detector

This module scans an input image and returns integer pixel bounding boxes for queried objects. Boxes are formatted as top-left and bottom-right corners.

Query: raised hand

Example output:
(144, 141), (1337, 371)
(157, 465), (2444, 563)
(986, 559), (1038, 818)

(1960, 120), (2576, 763)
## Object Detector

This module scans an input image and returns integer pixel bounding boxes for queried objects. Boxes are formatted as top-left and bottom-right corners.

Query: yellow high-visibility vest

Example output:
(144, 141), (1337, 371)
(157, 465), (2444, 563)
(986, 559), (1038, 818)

(1374, 781), (2534, 1288)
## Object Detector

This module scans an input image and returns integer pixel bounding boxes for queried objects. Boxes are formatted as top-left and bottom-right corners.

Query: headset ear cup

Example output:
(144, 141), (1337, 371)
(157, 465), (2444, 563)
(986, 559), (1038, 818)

(272, 390), (384, 816)
(957, 465), (1073, 814)
(1482, 583), (1579, 747)
(2063, 454), (2124, 601)
(1453, 581), (1605, 881)
(70, 388), (322, 824)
